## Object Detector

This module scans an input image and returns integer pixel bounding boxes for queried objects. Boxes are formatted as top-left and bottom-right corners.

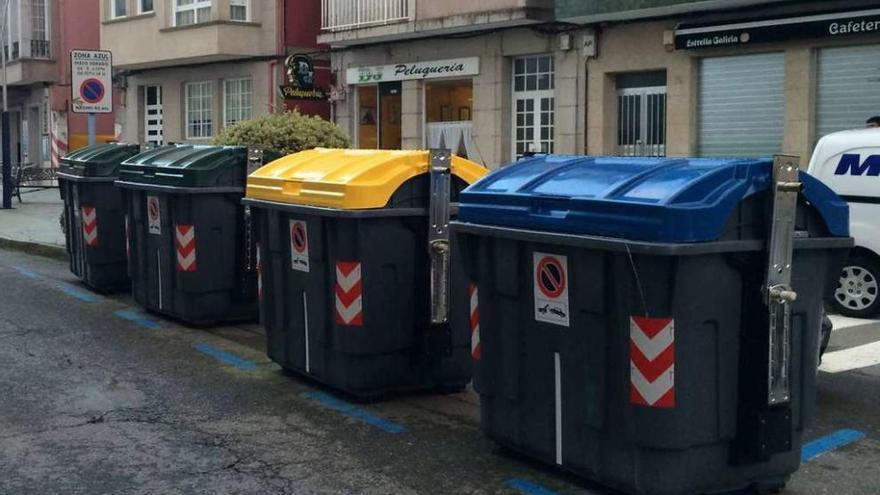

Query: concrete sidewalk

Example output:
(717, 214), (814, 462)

(0, 187), (66, 255)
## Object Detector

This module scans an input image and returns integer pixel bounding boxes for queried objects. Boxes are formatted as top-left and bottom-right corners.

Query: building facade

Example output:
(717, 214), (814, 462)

(102, 0), (327, 146)
(563, 0), (880, 164)
(320, 0), (578, 168)
(323, 0), (880, 168)
(2, 0), (114, 170)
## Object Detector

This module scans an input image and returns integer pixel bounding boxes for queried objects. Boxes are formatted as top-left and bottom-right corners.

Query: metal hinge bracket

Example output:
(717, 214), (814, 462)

(429, 149), (452, 325)
(765, 154), (803, 406)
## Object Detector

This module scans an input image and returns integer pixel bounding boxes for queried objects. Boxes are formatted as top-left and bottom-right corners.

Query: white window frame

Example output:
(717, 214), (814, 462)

(229, 0), (249, 21)
(223, 77), (253, 128)
(185, 81), (214, 139)
(173, 0), (212, 26)
(111, 0), (127, 19)
(511, 54), (555, 160)
(138, 0), (154, 14)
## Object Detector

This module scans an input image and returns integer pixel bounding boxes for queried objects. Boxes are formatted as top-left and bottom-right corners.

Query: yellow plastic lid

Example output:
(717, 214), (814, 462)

(246, 148), (488, 209)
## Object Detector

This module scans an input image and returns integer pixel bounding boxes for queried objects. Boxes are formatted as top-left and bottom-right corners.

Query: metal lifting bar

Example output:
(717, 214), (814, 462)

(765, 154), (802, 406)
(428, 148), (452, 325)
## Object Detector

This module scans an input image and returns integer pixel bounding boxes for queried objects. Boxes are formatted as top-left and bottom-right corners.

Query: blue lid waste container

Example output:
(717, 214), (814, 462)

(244, 148), (488, 399)
(57, 143), (141, 292)
(451, 155), (852, 495)
(115, 145), (279, 325)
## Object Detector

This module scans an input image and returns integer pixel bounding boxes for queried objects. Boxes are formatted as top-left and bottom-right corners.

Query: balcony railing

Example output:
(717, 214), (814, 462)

(321, 0), (411, 32)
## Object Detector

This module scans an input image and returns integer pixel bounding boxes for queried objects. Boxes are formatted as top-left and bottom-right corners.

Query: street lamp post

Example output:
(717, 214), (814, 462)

(1, 0), (11, 209)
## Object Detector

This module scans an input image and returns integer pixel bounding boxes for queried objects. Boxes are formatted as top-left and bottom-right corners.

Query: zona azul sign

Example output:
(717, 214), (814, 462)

(70, 49), (113, 114)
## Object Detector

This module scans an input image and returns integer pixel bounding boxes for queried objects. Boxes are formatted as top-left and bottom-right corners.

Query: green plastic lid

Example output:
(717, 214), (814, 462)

(117, 145), (251, 189)
(58, 143), (141, 179)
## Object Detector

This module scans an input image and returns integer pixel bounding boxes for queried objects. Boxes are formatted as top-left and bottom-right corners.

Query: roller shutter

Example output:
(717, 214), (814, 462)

(698, 53), (785, 157)
(817, 44), (880, 139)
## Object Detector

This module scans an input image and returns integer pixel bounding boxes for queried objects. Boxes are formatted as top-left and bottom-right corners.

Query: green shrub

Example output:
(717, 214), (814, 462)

(214, 110), (350, 155)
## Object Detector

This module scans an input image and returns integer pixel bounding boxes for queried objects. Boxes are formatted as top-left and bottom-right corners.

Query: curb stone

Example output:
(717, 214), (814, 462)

(0, 237), (67, 260)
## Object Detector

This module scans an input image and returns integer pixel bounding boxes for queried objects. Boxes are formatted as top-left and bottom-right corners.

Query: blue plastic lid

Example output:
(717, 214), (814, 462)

(457, 155), (849, 243)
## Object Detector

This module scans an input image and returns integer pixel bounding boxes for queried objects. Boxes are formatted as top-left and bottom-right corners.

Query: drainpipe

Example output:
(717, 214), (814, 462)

(269, 0), (285, 113)
(268, 60), (277, 112)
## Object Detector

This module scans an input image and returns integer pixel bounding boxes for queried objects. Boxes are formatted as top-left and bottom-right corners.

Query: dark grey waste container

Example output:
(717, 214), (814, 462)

(58, 143), (141, 292)
(452, 155), (852, 495)
(244, 148), (488, 399)
(116, 145), (278, 325)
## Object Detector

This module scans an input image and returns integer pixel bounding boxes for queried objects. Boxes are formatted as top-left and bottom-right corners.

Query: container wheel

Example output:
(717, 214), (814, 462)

(832, 254), (880, 318)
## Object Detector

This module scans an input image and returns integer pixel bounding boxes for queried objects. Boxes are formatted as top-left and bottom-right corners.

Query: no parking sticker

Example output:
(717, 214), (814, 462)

(533, 253), (570, 327)
(289, 219), (310, 272)
(147, 196), (161, 235)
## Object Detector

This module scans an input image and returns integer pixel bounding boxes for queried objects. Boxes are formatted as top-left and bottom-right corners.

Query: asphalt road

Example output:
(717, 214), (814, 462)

(0, 247), (878, 495)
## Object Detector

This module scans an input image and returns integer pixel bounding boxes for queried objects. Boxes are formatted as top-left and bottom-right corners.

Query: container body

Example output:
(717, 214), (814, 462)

(251, 200), (472, 399)
(452, 191), (851, 495)
(60, 178), (130, 292)
(125, 188), (257, 325)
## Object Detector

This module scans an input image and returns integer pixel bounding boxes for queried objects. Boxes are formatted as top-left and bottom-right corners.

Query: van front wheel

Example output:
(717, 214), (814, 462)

(833, 254), (880, 318)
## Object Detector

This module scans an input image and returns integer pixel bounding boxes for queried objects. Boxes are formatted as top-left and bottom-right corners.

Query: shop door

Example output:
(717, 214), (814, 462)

(617, 87), (667, 157)
(379, 82), (401, 149)
(27, 106), (42, 166)
(144, 86), (164, 146)
(698, 53), (784, 157)
(8, 111), (22, 166)
(817, 44), (880, 139)
(357, 82), (401, 150)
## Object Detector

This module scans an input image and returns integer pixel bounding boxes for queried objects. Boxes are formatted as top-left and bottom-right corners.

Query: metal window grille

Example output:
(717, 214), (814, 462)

(617, 87), (667, 157)
(321, 0), (410, 32)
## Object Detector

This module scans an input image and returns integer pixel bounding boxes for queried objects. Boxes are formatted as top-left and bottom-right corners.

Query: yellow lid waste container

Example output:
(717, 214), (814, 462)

(244, 148), (488, 399)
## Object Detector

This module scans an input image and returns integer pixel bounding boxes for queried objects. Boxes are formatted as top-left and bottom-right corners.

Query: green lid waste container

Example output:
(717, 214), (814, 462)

(452, 154), (853, 495)
(116, 145), (278, 325)
(244, 148), (488, 399)
(58, 143), (141, 292)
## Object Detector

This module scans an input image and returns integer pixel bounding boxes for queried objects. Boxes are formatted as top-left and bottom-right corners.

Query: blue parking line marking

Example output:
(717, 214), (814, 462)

(194, 343), (257, 371)
(58, 284), (99, 303)
(504, 478), (561, 495)
(303, 390), (408, 434)
(113, 310), (161, 330)
(802, 429), (866, 462)
(12, 266), (39, 279)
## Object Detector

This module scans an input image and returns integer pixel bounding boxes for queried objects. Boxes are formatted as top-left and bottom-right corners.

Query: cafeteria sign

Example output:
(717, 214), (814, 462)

(675, 7), (880, 49)
(346, 57), (480, 85)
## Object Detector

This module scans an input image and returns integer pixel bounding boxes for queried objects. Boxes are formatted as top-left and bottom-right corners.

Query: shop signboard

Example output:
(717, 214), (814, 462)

(346, 57), (480, 85)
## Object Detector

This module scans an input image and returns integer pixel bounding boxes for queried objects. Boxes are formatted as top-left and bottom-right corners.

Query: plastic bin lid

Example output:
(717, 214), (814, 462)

(457, 155), (849, 243)
(246, 148), (488, 209)
(58, 143), (141, 178)
(117, 145), (249, 189)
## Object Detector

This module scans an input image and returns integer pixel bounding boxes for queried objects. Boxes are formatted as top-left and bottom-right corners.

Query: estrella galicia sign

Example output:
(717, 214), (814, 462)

(835, 154), (880, 176)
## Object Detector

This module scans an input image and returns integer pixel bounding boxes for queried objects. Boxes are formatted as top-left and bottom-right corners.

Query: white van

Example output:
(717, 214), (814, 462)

(808, 128), (880, 317)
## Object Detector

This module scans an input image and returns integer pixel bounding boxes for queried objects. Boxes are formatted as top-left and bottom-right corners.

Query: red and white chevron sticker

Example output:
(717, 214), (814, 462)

(630, 316), (675, 408)
(175, 225), (197, 272)
(469, 283), (481, 360)
(335, 262), (362, 326)
(82, 207), (98, 247)
(256, 243), (263, 301)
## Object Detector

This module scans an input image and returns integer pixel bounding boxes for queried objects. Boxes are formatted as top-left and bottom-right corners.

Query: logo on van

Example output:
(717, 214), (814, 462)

(834, 154), (880, 176)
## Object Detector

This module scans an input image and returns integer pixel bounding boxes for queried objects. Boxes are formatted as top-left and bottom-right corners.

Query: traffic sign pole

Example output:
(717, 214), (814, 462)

(88, 113), (96, 146)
